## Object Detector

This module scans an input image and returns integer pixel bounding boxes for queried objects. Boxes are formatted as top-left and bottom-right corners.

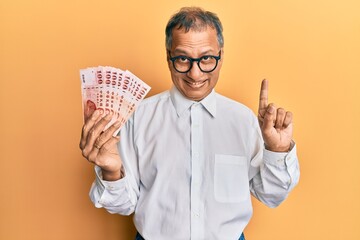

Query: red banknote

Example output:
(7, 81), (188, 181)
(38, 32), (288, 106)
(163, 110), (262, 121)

(80, 66), (151, 134)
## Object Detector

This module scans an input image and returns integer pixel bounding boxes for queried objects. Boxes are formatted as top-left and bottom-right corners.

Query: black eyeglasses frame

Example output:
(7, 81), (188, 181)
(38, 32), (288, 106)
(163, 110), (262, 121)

(168, 50), (221, 73)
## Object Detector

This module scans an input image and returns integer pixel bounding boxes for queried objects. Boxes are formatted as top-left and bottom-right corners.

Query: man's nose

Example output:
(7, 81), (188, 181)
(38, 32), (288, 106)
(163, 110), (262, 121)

(187, 61), (203, 80)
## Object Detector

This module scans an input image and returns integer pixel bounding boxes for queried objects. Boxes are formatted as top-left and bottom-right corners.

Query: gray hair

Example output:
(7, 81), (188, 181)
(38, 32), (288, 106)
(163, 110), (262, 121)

(165, 7), (224, 50)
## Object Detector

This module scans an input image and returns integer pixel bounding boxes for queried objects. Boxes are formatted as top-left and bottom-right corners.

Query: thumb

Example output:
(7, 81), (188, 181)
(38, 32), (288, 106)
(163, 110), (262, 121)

(84, 100), (97, 122)
(262, 104), (276, 131)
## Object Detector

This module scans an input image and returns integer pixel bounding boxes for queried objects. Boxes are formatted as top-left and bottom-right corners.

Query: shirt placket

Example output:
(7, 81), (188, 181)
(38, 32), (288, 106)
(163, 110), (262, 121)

(190, 103), (204, 240)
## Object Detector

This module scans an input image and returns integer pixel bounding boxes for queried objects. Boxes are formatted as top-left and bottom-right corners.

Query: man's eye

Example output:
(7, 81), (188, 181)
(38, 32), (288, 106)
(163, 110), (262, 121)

(201, 56), (213, 62)
(178, 57), (189, 62)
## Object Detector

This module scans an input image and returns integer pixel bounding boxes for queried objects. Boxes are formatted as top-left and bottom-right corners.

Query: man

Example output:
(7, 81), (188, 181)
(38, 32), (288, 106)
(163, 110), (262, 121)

(80, 7), (300, 240)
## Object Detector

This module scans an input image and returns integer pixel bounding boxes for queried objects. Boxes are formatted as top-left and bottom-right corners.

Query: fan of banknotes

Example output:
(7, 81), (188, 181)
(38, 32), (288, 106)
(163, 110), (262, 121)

(80, 66), (151, 134)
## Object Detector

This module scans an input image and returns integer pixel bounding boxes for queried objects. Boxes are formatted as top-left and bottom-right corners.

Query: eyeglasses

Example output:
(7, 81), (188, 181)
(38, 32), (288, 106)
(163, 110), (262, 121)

(168, 50), (221, 73)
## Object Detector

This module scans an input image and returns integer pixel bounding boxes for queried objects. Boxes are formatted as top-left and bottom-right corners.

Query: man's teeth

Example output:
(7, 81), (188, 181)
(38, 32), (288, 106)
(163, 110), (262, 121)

(187, 81), (205, 86)
(191, 82), (203, 85)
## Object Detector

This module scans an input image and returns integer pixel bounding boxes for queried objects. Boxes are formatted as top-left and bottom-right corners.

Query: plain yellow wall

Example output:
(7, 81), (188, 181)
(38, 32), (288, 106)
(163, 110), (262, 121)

(1, 0), (359, 239)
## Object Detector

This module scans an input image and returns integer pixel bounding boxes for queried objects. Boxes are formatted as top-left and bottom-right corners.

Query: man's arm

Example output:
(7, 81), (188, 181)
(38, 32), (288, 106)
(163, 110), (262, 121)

(249, 79), (300, 207)
(80, 110), (140, 215)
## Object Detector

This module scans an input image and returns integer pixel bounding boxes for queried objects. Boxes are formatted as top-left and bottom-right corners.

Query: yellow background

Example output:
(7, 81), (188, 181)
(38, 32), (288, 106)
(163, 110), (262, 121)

(1, 0), (359, 239)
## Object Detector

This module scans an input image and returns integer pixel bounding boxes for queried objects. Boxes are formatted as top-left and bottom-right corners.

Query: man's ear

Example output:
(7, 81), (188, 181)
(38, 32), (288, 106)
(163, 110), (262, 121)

(166, 50), (171, 70)
(218, 48), (224, 67)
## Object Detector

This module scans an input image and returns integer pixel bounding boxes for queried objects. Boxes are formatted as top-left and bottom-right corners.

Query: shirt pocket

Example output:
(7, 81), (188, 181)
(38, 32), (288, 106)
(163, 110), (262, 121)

(214, 154), (249, 203)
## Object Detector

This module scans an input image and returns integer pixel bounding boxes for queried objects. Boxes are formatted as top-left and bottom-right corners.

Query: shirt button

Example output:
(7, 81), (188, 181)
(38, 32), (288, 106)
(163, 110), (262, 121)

(193, 212), (200, 217)
(194, 152), (199, 158)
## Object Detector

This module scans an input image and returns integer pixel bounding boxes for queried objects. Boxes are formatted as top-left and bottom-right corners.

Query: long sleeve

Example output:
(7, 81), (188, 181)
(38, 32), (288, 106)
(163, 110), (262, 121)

(89, 117), (140, 215)
(250, 144), (300, 207)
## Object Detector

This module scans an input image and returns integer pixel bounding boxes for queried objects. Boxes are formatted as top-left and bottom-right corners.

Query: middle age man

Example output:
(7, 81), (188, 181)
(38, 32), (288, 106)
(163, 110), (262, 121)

(80, 7), (300, 240)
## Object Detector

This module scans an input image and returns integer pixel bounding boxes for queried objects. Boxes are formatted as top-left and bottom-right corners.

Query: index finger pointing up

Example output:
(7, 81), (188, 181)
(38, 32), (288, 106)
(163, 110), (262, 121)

(258, 79), (269, 115)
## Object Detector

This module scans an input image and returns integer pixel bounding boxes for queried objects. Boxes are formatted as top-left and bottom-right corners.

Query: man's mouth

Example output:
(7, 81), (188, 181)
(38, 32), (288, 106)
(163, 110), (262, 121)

(184, 79), (207, 89)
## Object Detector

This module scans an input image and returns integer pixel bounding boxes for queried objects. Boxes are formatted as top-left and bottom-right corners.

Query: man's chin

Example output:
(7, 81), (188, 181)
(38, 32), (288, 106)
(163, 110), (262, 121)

(183, 90), (209, 101)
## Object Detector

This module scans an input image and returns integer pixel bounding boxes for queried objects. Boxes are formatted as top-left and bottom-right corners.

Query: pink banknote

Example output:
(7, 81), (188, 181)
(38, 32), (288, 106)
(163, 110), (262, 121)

(80, 66), (151, 134)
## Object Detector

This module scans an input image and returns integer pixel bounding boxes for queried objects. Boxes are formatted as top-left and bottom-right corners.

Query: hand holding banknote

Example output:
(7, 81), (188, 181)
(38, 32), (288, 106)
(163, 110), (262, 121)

(79, 66), (151, 180)
(80, 109), (124, 181)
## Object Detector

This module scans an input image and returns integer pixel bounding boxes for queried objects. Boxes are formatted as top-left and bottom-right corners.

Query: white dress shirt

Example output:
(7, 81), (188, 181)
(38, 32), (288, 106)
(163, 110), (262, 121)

(90, 86), (300, 240)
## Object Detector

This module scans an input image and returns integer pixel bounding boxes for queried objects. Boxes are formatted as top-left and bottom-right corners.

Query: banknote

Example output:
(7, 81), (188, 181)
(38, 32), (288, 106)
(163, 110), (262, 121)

(80, 66), (151, 134)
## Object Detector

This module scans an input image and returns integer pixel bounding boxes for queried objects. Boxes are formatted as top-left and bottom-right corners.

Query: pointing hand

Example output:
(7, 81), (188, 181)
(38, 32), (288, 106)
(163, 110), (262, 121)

(258, 79), (293, 152)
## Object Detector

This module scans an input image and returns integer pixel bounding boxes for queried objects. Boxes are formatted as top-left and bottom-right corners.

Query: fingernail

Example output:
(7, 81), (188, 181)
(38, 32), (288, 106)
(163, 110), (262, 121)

(268, 105), (275, 113)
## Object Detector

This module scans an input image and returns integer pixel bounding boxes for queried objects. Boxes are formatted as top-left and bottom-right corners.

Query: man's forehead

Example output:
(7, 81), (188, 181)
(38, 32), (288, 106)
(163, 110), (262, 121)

(169, 26), (220, 55)
(171, 32), (218, 54)
(171, 27), (218, 43)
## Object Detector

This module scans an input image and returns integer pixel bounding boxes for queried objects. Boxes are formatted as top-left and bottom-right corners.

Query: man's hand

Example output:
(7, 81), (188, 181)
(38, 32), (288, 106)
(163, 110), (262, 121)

(258, 79), (293, 152)
(79, 110), (123, 181)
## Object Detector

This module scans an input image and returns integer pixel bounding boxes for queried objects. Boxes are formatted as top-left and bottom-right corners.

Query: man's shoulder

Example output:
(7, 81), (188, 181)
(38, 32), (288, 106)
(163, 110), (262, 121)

(215, 93), (257, 126)
(215, 92), (253, 113)
(138, 90), (171, 109)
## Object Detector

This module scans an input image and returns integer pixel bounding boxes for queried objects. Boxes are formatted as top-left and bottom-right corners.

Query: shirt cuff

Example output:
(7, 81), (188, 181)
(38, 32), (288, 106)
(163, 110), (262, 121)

(263, 141), (297, 168)
(94, 166), (128, 193)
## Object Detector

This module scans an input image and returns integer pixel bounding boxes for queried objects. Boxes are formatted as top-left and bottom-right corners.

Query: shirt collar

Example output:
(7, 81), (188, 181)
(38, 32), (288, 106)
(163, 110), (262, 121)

(170, 86), (217, 118)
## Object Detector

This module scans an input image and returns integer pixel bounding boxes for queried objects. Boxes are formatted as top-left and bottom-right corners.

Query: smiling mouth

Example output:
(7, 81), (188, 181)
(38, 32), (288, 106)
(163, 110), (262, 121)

(184, 79), (207, 89)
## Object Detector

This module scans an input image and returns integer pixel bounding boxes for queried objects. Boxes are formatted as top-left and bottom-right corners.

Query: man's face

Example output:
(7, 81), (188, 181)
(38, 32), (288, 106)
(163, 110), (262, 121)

(167, 27), (223, 101)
